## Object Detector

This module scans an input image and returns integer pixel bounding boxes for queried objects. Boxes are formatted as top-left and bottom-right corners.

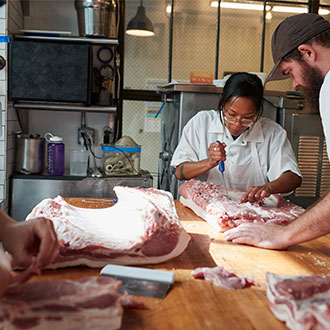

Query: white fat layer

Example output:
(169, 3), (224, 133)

(27, 186), (191, 260)
(180, 196), (223, 232)
(266, 272), (330, 330)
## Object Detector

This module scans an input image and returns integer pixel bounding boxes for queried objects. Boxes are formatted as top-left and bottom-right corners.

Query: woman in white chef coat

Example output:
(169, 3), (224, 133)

(171, 72), (302, 203)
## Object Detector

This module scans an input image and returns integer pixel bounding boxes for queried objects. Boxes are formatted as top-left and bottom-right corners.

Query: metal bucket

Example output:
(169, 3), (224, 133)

(15, 133), (45, 175)
(75, 0), (115, 38)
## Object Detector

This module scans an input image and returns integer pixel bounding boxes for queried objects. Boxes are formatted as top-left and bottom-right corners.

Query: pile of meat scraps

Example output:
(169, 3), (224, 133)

(191, 266), (259, 290)
(266, 272), (330, 330)
(179, 179), (305, 232)
(26, 186), (191, 269)
(0, 277), (126, 330)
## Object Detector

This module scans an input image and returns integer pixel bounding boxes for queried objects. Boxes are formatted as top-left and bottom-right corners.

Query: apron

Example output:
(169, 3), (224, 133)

(205, 142), (268, 191)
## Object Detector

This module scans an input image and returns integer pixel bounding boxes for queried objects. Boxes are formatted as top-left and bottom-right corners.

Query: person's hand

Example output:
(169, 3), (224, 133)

(0, 248), (13, 295)
(223, 222), (289, 250)
(240, 183), (272, 203)
(1, 217), (59, 270)
(207, 141), (226, 168)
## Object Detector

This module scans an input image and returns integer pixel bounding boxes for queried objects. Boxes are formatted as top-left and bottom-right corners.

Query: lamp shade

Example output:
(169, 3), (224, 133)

(126, 5), (155, 37)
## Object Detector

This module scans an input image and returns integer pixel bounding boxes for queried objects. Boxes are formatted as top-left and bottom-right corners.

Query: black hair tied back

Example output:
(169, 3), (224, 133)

(218, 72), (264, 119)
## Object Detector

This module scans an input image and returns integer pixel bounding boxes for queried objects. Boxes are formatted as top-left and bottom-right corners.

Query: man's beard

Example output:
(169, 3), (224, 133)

(300, 61), (324, 112)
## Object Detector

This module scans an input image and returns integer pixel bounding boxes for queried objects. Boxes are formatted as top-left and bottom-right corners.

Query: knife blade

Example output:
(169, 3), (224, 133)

(218, 160), (229, 198)
(216, 140), (229, 198)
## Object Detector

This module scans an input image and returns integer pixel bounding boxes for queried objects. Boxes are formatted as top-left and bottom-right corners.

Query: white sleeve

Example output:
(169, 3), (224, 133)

(170, 115), (201, 167)
(267, 127), (302, 181)
(320, 73), (330, 159)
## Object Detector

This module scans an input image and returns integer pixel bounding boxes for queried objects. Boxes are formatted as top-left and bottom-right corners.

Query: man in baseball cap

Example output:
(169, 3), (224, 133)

(225, 13), (330, 250)
(266, 13), (330, 83)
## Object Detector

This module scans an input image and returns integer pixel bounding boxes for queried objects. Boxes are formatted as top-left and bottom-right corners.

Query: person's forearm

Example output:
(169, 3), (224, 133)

(176, 160), (214, 180)
(282, 192), (330, 246)
(0, 211), (15, 242)
(267, 171), (302, 194)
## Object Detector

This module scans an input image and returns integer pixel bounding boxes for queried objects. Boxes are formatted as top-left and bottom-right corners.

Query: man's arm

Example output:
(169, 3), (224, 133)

(224, 191), (330, 249)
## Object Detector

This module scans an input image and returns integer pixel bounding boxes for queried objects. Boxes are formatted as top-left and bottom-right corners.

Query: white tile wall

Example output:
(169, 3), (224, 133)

(0, 2), (7, 210)
(4, 2), (22, 212)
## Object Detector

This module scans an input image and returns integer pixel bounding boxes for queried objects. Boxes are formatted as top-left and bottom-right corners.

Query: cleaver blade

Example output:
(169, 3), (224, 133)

(100, 264), (175, 299)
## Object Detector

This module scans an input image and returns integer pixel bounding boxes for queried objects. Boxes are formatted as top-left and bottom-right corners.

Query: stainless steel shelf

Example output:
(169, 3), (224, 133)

(14, 102), (117, 113)
(14, 34), (119, 45)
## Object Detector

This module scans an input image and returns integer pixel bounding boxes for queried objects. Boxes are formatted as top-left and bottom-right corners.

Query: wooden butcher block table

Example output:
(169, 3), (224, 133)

(34, 198), (330, 330)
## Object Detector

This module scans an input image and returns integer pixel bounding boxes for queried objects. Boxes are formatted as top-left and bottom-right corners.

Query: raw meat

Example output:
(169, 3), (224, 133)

(266, 272), (330, 330)
(191, 266), (259, 290)
(0, 277), (123, 330)
(179, 179), (305, 232)
(26, 186), (191, 269)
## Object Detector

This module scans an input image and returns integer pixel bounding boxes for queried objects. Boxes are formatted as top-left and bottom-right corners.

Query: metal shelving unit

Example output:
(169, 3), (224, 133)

(13, 102), (117, 113)
(14, 34), (119, 45)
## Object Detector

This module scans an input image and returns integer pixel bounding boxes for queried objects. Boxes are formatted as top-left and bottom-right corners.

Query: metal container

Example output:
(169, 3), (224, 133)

(75, 0), (115, 38)
(15, 133), (45, 175)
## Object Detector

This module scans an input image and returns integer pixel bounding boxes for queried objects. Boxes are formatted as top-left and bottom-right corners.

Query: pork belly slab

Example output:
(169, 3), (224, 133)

(26, 186), (191, 269)
(266, 272), (330, 330)
(0, 277), (123, 330)
(179, 179), (305, 232)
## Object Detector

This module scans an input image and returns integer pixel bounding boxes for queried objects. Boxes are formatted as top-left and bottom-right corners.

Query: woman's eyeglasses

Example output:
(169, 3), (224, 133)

(222, 109), (256, 127)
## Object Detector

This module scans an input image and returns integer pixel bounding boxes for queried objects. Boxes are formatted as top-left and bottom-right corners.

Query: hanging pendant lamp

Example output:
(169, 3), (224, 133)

(126, 0), (155, 37)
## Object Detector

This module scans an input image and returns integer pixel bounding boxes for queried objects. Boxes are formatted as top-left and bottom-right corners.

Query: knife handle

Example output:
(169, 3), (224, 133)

(218, 161), (225, 172)
(216, 140), (225, 172)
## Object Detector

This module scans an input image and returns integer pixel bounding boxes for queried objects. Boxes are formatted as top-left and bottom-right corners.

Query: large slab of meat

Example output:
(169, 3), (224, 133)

(266, 272), (330, 330)
(179, 179), (305, 232)
(191, 266), (259, 290)
(26, 186), (191, 269)
(0, 277), (123, 330)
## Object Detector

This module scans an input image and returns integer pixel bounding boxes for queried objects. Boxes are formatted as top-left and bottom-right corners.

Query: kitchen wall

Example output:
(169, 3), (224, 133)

(2, 1), (23, 212)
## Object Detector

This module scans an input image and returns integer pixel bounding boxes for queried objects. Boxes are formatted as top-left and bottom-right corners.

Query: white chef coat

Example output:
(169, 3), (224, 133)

(319, 70), (330, 159)
(171, 110), (301, 191)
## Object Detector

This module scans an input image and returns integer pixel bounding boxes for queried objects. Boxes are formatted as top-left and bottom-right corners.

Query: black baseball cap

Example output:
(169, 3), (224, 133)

(266, 13), (330, 83)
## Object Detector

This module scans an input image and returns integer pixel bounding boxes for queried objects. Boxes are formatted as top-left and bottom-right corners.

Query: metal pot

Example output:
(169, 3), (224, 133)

(15, 133), (45, 175)
(74, 0), (115, 38)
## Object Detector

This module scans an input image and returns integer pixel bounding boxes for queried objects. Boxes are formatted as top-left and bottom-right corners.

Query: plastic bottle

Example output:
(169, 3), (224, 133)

(44, 133), (65, 176)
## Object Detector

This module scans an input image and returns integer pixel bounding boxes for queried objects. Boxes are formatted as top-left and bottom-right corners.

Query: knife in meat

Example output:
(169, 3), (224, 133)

(216, 140), (229, 198)
(218, 160), (229, 198)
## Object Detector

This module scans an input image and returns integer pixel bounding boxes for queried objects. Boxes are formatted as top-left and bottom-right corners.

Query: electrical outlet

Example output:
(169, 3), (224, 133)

(78, 127), (95, 146)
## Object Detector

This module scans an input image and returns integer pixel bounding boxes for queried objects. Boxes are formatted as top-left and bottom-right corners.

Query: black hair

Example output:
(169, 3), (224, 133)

(283, 28), (330, 63)
(218, 72), (264, 119)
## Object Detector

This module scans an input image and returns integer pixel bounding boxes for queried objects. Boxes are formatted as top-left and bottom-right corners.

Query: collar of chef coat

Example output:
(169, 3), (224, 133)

(209, 113), (265, 144)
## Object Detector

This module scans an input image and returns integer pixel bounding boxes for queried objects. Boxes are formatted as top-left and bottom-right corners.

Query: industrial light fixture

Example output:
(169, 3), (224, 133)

(210, 1), (270, 11)
(126, 0), (155, 37)
(209, 0), (330, 15)
(272, 6), (330, 15)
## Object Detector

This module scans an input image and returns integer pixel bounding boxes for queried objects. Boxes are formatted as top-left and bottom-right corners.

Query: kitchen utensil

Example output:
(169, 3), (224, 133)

(75, 0), (115, 38)
(15, 132), (45, 174)
(100, 264), (175, 298)
(216, 140), (229, 198)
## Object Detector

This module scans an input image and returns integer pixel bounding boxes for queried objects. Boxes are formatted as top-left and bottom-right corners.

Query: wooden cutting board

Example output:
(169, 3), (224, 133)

(34, 198), (330, 330)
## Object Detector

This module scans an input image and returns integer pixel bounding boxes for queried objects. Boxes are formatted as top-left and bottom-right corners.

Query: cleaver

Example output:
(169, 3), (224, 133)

(100, 264), (175, 299)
